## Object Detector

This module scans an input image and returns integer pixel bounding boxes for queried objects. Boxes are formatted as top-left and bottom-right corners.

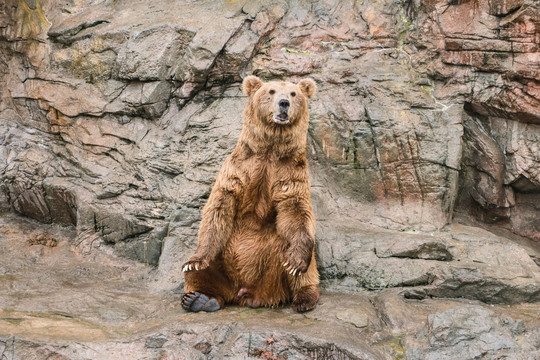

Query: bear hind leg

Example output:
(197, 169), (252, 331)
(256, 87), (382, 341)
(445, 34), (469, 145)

(292, 284), (319, 312)
(182, 291), (223, 312)
(183, 263), (235, 312)
(289, 251), (320, 312)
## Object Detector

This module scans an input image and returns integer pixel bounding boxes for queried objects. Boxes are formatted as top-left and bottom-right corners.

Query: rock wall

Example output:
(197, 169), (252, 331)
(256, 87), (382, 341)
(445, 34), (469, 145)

(1, 0), (538, 274)
(427, 0), (540, 242)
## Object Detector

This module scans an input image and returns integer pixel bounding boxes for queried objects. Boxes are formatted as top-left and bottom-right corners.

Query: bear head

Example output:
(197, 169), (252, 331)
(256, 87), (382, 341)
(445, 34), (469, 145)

(242, 76), (316, 128)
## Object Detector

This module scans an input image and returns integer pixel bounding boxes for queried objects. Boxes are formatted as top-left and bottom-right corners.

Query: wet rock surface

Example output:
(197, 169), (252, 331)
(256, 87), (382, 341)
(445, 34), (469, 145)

(1, 0), (540, 358)
(1, 213), (539, 359)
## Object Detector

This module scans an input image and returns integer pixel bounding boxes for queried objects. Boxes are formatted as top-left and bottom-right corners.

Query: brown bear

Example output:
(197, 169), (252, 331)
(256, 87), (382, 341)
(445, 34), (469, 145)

(181, 75), (319, 313)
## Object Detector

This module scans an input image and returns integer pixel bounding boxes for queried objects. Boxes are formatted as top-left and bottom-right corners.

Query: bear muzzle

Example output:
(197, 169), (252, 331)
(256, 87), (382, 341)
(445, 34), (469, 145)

(273, 99), (290, 124)
(273, 112), (289, 124)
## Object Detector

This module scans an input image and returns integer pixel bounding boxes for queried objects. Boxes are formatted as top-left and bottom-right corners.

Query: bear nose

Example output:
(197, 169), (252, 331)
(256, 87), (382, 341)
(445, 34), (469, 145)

(278, 99), (290, 112)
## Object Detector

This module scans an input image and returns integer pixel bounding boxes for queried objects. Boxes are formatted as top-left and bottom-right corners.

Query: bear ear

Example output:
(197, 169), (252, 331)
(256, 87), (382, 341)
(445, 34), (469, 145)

(298, 78), (316, 99)
(243, 76), (263, 97)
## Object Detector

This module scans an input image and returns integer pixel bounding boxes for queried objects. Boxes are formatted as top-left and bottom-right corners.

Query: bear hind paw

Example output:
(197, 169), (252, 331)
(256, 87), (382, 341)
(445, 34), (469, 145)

(292, 300), (317, 313)
(291, 285), (319, 313)
(182, 291), (222, 312)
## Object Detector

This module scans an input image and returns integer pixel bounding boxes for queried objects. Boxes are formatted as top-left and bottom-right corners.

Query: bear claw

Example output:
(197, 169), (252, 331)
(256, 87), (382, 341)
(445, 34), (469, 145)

(284, 264), (301, 276)
(182, 259), (208, 272)
(283, 255), (310, 276)
(182, 292), (221, 312)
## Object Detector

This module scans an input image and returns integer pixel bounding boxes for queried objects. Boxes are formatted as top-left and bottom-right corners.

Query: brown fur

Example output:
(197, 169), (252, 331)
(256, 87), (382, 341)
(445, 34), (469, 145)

(183, 76), (319, 312)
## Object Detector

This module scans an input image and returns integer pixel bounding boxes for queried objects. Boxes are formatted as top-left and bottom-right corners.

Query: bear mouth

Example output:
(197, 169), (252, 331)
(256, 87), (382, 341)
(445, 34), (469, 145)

(273, 112), (289, 124)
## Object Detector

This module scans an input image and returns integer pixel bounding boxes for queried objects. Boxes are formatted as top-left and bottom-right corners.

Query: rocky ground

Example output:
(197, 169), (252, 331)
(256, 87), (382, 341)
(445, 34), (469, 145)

(1, 0), (539, 359)
(1, 213), (539, 360)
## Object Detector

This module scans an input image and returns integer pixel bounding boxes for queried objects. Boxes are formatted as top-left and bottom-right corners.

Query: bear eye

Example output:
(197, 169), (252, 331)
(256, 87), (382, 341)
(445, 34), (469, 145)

(291, 91), (296, 97)
(269, 89), (275, 95)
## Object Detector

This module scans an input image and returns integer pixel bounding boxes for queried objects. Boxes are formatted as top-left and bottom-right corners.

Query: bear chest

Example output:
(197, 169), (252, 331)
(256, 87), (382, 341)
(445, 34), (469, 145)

(240, 162), (276, 223)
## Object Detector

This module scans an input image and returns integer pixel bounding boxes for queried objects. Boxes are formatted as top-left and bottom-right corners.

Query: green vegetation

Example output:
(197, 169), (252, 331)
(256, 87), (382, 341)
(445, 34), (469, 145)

(1, 317), (24, 325)
(282, 47), (312, 55)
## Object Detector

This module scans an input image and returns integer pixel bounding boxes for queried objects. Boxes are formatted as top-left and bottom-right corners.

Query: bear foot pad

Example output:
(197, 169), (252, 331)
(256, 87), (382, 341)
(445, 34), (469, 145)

(292, 301), (316, 313)
(182, 292), (221, 312)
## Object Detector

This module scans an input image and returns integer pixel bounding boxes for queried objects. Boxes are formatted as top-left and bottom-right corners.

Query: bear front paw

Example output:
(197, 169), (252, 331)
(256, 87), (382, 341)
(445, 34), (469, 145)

(182, 257), (209, 272)
(282, 254), (310, 276)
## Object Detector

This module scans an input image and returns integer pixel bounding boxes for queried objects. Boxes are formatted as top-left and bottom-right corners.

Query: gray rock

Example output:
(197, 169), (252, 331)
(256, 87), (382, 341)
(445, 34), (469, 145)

(144, 332), (168, 349)
(456, 113), (540, 241)
(428, 306), (498, 347)
(117, 26), (195, 81)
(336, 308), (369, 329)
(0, 214), (538, 360)
(319, 220), (540, 304)
(405, 305), (520, 360)
(374, 236), (453, 261)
